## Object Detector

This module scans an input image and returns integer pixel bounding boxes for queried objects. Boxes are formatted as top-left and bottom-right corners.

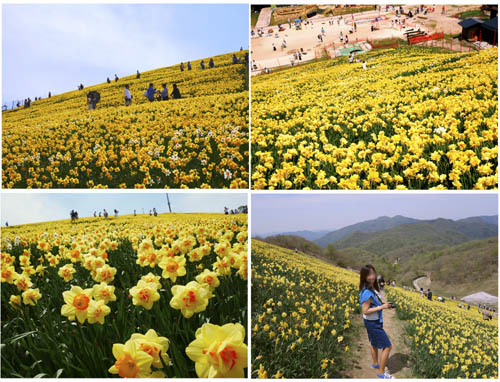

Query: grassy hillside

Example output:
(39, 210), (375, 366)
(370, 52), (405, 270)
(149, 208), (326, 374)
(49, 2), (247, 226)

(315, 215), (420, 247)
(251, 46), (498, 190)
(3, 51), (249, 189)
(333, 218), (498, 261)
(257, 234), (324, 259)
(398, 237), (498, 297)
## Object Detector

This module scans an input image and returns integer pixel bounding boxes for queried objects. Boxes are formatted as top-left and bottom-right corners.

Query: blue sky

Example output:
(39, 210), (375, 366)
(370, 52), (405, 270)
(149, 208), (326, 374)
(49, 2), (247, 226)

(252, 193), (498, 236)
(1, 193), (248, 226)
(2, 3), (248, 105)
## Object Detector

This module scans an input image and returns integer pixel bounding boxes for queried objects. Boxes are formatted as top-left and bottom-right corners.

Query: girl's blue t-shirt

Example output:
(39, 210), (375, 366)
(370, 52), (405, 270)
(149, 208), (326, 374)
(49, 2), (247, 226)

(360, 288), (383, 323)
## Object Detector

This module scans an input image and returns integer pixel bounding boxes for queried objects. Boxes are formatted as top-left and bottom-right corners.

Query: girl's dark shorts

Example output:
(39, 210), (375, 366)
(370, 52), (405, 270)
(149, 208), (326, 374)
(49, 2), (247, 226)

(363, 319), (392, 349)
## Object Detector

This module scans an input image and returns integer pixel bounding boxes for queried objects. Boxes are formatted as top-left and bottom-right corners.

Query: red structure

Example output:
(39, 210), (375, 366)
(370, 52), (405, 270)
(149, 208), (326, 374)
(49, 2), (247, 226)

(409, 32), (444, 45)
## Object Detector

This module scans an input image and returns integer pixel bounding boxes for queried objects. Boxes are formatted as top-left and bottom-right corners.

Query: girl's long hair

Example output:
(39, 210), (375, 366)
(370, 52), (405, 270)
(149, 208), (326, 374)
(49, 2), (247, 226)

(359, 264), (380, 292)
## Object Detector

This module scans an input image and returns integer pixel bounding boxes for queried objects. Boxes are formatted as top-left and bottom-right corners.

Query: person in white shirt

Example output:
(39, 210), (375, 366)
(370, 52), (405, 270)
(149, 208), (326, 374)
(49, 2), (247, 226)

(124, 84), (132, 106)
(362, 61), (367, 70)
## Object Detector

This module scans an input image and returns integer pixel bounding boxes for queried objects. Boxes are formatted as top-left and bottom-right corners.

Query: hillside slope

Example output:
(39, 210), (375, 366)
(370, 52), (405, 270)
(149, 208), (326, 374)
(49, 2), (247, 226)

(3, 51), (249, 189)
(252, 239), (498, 378)
(399, 237), (498, 297)
(251, 46), (498, 190)
(334, 218), (498, 260)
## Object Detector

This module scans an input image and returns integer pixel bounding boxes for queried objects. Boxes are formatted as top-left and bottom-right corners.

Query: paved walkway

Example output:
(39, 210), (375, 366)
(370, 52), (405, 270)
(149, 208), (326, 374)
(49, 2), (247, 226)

(256, 7), (272, 29)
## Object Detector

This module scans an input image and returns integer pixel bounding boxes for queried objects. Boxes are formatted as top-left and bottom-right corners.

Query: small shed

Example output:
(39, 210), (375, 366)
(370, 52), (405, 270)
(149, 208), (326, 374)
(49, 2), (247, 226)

(458, 18), (483, 41)
(481, 16), (498, 45)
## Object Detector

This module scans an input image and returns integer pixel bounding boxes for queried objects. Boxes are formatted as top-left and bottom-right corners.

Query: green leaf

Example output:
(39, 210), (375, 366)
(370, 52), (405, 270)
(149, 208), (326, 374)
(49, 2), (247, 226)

(7, 330), (37, 344)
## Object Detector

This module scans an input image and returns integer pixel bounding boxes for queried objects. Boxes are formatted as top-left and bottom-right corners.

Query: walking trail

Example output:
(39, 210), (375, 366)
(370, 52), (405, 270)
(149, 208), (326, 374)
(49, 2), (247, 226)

(255, 7), (272, 29)
(413, 276), (430, 291)
(347, 290), (412, 378)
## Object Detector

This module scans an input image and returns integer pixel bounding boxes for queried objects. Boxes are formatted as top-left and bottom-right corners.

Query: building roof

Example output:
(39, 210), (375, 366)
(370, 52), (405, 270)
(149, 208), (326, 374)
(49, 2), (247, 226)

(482, 16), (498, 32)
(458, 18), (483, 29)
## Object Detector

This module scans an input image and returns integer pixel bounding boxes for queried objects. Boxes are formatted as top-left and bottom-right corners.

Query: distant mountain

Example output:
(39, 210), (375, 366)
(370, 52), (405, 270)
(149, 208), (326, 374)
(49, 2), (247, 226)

(457, 215), (498, 226)
(314, 215), (420, 247)
(262, 230), (331, 241)
(332, 218), (498, 261)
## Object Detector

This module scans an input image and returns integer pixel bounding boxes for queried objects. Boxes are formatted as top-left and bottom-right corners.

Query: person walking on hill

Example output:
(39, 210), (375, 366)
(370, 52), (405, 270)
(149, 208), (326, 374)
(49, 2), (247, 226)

(136, 70), (140, 79)
(87, 91), (99, 110)
(48, 92), (51, 98)
(171, 84), (181, 99)
(187, 61), (192, 70)
(103, 209), (109, 219)
(114, 209), (119, 218)
(159, 84), (169, 101)
(144, 83), (157, 102)
(124, 84), (132, 106)
(427, 289), (432, 301)
(359, 264), (393, 379)
(180, 62), (185, 72)
(107, 77), (111, 84)
(209, 58), (214, 68)
(200, 60), (205, 69)
(114, 74), (119, 82)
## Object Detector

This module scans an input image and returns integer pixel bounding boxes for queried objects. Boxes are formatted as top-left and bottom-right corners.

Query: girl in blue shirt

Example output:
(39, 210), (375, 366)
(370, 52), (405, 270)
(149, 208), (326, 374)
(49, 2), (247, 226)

(359, 264), (393, 379)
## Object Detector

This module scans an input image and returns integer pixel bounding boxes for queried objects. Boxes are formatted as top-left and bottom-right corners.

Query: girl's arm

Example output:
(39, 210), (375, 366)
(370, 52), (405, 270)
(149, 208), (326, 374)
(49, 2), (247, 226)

(362, 298), (390, 314)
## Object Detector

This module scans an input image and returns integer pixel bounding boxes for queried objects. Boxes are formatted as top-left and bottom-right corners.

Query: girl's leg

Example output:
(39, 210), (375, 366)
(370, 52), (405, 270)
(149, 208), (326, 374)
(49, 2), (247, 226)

(370, 346), (379, 365)
(379, 346), (392, 375)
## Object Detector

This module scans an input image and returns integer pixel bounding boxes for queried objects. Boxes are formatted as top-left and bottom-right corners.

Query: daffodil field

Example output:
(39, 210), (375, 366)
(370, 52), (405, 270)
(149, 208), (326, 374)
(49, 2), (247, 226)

(251, 240), (498, 378)
(2, 51), (249, 189)
(251, 240), (359, 378)
(386, 287), (498, 379)
(1, 213), (248, 378)
(251, 46), (498, 190)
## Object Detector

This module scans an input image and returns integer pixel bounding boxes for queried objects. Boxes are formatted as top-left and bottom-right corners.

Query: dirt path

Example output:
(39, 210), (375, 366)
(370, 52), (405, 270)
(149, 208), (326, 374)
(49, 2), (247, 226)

(348, 291), (412, 378)
(413, 276), (430, 291)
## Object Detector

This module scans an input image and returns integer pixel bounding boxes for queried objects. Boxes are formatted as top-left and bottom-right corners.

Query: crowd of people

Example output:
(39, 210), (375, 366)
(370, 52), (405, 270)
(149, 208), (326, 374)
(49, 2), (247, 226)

(12, 52), (248, 111)
(78, 208), (162, 218)
(224, 206), (248, 215)
(251, 4), (447, 75)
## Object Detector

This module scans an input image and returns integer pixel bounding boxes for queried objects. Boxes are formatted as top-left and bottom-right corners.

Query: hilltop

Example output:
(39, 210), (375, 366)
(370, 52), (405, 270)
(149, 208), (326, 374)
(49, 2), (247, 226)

(2, 50), (249, 189)
(314, 215), (420, 247)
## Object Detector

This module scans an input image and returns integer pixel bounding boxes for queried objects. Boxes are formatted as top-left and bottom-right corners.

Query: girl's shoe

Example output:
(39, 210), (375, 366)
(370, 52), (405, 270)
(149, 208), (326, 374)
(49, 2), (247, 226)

(377, 372), (393, 379)
(372, 364), (380, 369)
